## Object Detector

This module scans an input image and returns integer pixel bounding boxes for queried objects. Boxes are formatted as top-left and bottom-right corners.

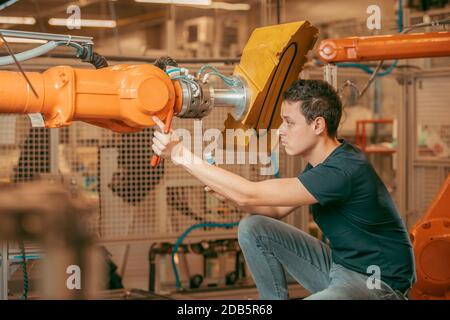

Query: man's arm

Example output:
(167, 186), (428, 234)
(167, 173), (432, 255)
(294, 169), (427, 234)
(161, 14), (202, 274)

(206, 187), (297, 219)
(180, 151), (317, 207)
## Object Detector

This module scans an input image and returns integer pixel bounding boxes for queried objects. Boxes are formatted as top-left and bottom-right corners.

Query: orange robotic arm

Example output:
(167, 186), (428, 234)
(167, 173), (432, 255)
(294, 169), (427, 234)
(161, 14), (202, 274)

(318, 31), (450, 63)
(0, 63), (183, 133)
(0, 21), (318, 136)
(409, 174), (450, 300)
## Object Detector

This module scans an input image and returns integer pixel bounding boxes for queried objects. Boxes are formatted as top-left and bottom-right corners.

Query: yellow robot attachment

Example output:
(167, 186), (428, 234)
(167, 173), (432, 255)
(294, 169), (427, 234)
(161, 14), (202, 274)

(224, 21), (318, 138)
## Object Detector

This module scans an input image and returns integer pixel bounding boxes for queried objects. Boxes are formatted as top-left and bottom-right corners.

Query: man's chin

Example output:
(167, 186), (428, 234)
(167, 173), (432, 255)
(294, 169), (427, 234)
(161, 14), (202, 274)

(283, 145), (293, 155)
(284, 146), (304, 156)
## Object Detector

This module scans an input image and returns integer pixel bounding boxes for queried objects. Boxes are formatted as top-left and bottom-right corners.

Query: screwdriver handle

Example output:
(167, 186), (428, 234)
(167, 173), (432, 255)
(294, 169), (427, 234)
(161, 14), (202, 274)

(151, 108), (174, 167)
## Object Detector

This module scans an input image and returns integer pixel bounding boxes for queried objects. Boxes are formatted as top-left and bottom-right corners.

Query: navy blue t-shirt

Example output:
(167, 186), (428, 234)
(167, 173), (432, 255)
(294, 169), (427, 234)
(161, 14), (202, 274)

(298, 140), (416, 292)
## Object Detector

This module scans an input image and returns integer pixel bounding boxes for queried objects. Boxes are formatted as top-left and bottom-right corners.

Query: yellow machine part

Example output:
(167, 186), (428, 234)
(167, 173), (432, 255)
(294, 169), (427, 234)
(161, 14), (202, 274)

(224, 21), (318, 143)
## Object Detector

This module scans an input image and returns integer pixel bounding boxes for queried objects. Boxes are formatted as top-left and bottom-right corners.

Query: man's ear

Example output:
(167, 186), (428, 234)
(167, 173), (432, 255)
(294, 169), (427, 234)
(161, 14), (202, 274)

(313, 117), (327, 135)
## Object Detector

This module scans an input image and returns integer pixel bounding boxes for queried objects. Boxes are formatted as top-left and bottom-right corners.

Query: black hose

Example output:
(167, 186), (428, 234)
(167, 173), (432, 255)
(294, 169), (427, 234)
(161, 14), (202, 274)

(19, 241), (29, 300)
(76, 45), (109, 69)
(90, 52), (109, 69)
(153, 56), (178, 70)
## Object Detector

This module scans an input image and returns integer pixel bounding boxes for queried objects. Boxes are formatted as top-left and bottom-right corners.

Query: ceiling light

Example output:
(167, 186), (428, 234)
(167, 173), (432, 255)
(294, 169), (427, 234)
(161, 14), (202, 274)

(0, 16), (36, 25)
(209, 2), (250, 10)
(2, 37), (47, 44)
(135, 0), (211, 5)
(48, 18), (117, 28)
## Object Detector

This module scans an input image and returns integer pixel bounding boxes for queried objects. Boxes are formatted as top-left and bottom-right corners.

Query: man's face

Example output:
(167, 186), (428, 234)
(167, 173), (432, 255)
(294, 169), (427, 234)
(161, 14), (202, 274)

(279, 100), (318, 156)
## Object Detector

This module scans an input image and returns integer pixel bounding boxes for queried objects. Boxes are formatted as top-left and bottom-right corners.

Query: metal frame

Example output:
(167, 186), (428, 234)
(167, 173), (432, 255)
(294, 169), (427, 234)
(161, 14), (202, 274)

(404, 68), (450, 228)
(397, 68), (411, 220)
(0, 29), (93, 45)
(323, 64), (338, 90)
(0, 120), (60, 300)
(0, 242), (8, 300)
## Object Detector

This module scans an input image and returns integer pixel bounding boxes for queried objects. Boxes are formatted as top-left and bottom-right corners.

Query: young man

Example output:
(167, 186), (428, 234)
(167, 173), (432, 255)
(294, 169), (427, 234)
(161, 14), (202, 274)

(151, 79), (416, 300)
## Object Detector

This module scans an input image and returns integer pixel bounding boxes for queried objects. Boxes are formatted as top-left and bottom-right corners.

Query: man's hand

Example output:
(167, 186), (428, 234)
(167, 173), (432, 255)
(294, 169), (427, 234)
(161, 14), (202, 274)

(151, 116), (185, 164)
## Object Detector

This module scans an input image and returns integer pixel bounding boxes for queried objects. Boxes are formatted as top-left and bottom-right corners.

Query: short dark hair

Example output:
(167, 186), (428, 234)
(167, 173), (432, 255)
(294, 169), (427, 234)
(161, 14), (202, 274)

(283, 79), (342, 137)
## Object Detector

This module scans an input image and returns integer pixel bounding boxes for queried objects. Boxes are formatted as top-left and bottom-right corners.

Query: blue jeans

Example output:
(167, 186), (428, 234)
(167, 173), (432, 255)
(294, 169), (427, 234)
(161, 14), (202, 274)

(238, 215), (409, 300)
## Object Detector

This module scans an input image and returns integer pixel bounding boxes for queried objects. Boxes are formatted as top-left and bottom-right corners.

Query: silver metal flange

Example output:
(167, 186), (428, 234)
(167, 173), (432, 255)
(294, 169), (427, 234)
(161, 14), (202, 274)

(177, 80), (213, 119)
(175, 74), (249, 121)
(210, 75), (249, 121)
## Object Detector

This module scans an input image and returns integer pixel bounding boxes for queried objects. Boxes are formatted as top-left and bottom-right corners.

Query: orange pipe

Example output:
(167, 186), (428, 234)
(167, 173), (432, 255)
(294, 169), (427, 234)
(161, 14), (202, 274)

(0, 64), (181, 132)
(318, 31), (450, 63)
(417, 174), (450, 222)
(0, 71), (45, 114)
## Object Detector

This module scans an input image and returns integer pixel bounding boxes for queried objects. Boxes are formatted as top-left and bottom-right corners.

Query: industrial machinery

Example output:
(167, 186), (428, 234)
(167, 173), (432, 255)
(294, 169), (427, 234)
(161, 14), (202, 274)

(149, 239), (246, 294)
(0, 21), (318, 140)
(0, 176), (103, 299)
(318, 31), (450, 63)
(409, 174), (450, 300)
(0, 20), (318, 299)
(0, 17), (449, 300)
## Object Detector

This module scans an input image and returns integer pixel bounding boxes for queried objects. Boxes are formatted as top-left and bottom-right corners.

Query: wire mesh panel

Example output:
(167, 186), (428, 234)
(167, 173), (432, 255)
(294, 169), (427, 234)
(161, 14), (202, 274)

(409, 71), (450, 228)
(411, 165), (450, 227)
(0, 59), (293, 246)
(0, 116), (50, 184)
(92, 103), (288, 241)
(416, 75), (450, 160)
(58, 88), (288, 241)
(0, 115), (55, 270)
(0, 66), (289, 243)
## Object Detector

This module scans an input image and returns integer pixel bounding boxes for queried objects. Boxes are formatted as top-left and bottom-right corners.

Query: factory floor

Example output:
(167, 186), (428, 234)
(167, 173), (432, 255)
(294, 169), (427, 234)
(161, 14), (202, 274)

(8, 270), (308, 300)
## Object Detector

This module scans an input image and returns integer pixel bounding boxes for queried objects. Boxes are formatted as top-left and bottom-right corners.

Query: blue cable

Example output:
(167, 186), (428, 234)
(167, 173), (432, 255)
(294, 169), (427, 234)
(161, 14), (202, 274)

(398, 0), (404, 33)
(170, 75), (198, 88)
(171, 150), (281, 289)
(336, 60), (398, 77)
(334, 62), (372, 74)
(378, 60), (398, 76)
(204, 71), (237, 87)
(166, 68), (182, 75)
(197, 64), (237, 86)
(171, 222), (239, 289)
(198, 64), (221, 76)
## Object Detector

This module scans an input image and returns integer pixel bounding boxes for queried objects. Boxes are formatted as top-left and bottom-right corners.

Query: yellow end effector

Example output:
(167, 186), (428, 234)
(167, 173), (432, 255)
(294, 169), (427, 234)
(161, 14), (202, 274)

(224, 21), (318, 134)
